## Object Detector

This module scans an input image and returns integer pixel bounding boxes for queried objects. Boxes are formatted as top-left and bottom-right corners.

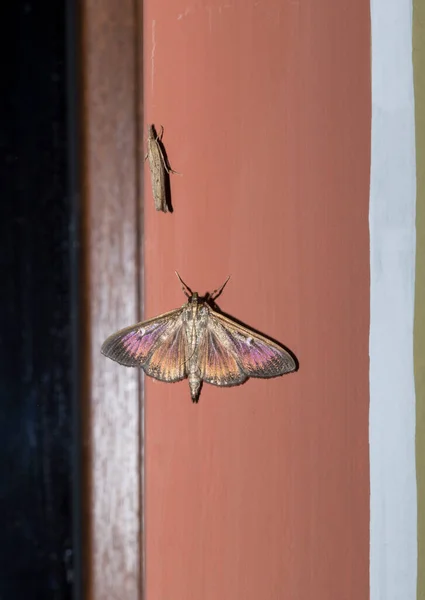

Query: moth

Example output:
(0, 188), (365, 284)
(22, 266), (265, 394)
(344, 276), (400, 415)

(101, 274), (297, 402)
(145, 124), (179, 213)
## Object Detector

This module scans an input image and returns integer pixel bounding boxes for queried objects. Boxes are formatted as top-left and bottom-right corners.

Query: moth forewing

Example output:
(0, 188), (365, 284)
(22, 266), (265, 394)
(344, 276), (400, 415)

(145, 124), (180, 213)
(207, 308), (297, 378)
(100, 307), (186, 370)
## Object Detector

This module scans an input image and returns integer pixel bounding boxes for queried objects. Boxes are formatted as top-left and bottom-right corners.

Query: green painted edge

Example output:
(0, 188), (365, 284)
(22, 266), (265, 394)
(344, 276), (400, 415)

(413, 1), (425, 598)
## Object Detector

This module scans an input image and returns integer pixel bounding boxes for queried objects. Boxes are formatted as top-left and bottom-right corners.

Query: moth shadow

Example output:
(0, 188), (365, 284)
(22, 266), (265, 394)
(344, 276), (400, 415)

(209, 299), (300, 372)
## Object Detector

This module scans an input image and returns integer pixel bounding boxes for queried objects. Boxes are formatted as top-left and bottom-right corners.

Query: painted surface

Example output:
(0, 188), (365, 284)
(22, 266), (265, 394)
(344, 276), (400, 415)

(369, 0), (417, 598)
(413, 0), (425, 596)
(143, 1), (370, 599)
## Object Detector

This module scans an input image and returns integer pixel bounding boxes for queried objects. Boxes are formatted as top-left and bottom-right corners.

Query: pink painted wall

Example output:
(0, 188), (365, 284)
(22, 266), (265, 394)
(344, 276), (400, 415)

(143, 1), (370, 598)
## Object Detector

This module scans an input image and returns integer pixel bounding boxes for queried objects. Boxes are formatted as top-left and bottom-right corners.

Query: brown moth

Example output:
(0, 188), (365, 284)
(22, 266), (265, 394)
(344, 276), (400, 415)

(144, 124), (180, 213)
(101, 274), (297, 403)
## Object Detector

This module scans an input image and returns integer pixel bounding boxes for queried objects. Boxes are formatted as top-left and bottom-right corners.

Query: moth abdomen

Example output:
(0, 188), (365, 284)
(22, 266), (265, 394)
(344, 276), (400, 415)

(188, 373), (202, 403)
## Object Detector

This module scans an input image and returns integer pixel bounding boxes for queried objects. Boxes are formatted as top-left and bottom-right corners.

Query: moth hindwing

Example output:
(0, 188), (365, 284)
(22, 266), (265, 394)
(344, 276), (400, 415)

(101, 274), (297, 402)
(144, 124), (180, 213)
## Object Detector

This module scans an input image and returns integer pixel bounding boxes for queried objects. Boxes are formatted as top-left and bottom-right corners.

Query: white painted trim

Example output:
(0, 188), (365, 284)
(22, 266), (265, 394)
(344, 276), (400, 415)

(369, 0), (417, 598)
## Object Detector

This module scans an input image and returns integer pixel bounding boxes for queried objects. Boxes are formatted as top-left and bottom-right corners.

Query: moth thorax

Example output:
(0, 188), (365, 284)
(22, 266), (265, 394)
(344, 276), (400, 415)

(188, 373), (201, 402)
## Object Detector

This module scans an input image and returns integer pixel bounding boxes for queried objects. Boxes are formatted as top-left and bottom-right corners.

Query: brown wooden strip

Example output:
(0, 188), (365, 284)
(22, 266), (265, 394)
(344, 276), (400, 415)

(81, 0), (142, 597)
(413, 0), (425, 596)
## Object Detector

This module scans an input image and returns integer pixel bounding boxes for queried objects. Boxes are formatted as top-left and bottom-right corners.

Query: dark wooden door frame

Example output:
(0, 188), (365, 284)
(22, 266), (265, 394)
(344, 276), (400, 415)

(81, 1), (144, 598)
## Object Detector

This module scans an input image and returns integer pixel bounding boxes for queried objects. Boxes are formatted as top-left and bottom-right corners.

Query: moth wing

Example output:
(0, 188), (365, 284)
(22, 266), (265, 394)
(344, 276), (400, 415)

(199, 307), (247, 387)
(146, 137), (168, 212)
(207, 310), (296, 379)
(101, 308), (187, 382)
(151, 155), (167, 212)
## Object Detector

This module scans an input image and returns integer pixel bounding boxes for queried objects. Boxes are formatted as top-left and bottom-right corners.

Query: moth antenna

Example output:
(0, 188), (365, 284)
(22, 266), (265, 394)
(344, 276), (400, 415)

(210, 275), (231, 301)
(175, 271), (193, 298)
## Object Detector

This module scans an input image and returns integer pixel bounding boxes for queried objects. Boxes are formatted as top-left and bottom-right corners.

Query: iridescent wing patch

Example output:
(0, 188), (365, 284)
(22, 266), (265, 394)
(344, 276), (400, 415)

(200, 324), (247, 387)
(206, 311), (296, 380)
(101, 274), (297, 402)
(101, 308), (187, 382)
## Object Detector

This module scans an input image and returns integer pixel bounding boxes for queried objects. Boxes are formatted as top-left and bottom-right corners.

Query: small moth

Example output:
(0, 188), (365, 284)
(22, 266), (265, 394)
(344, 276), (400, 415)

(101, 274), (297, 402)
(145, 124), (179, 213)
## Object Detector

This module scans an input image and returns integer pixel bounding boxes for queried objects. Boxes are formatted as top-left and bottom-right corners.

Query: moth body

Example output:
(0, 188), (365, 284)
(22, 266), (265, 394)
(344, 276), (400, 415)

(184, 293), (207, 402)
